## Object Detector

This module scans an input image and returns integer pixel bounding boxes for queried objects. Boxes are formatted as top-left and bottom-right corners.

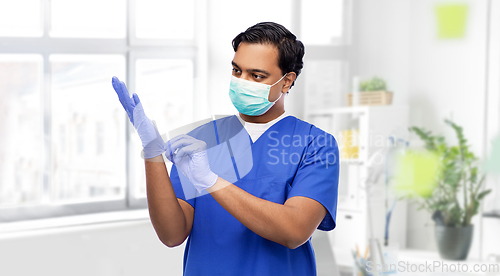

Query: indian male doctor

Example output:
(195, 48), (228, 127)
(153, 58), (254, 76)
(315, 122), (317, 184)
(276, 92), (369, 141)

(112, 22), (339, 275)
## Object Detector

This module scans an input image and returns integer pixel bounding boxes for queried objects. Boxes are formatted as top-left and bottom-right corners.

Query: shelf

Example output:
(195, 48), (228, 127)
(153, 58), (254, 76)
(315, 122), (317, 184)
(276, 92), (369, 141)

(483, 211), (500, 218)
(341, 158), (364, 165)
(307, 106), (368, 116)
(309, 105), (410, 261)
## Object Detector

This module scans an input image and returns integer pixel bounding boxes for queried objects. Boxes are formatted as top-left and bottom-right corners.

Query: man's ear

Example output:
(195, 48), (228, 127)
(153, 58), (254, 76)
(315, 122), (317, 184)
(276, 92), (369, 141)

(282, 72), (297, 93)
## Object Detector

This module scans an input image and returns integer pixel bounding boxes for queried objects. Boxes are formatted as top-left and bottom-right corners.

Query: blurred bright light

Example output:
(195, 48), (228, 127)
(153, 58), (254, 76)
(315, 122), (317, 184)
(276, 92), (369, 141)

(0, 54), (43, 206)
(50, 54), (126, 203)
(301, 0), (344, 45)
(135, 0), (195, 40)
(0, 0), (42, 37)
(50, 0), (126, 38)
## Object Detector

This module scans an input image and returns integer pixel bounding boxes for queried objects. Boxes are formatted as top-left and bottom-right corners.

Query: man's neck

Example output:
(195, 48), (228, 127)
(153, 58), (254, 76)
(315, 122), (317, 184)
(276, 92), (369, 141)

(239, 106), (285, 124)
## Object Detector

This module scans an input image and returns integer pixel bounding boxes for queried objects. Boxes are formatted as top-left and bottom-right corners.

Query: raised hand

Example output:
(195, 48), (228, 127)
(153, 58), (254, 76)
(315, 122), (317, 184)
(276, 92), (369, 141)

(111, 76), (165, 158)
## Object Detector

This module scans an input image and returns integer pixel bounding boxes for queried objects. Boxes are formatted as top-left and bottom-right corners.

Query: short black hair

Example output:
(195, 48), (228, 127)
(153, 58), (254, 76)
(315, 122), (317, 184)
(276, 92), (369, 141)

(232, 22), (304, 88)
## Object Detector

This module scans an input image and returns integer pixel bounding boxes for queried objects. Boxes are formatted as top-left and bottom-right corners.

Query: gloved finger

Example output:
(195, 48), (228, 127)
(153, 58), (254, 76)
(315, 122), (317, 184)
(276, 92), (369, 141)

(165, 135), (200, 163)
(167, 135), (197, 156)
(132, 93), (141, 106)
(168, 134), (195, 144)
(172, 153), (189, 168)
(112, 78), (136, 125)
(174, 143), (204, 161)
(165, 135), (186, 162)
(112, 78), (128, 108)
(111, 77), (134, 110)
(172, 149), (185, 165)
(167, 134), (197, 149)
(172, 143), (205, 165)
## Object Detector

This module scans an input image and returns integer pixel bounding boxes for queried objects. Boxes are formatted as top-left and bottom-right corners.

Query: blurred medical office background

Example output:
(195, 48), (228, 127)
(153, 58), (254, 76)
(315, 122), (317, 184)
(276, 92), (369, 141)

(1, 0), (500, 275)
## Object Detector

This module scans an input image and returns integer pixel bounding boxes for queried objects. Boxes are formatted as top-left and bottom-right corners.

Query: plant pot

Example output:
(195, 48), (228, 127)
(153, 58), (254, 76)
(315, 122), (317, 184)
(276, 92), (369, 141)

(346, 91), (393, 106)
(435, 225), (473, 260)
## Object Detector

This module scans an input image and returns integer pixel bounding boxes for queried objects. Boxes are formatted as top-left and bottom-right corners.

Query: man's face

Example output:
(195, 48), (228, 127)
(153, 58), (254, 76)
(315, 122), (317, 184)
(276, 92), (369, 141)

(231, 42), (286, 102)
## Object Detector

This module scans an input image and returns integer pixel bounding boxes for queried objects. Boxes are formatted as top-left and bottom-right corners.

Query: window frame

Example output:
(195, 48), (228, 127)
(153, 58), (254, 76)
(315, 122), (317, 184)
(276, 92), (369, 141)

(0, 0), (203, 222)
(127, 49), (198, 208)
(299, 0), (356, 116)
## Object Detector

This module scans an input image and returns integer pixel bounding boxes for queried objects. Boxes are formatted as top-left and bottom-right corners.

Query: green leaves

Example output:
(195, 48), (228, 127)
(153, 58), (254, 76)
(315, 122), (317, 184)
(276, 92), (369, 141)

(409, 126), (444, 152)
(407, 120), (490, 226)
(360, 76), (387, 91)
(476, 189), (492, 201)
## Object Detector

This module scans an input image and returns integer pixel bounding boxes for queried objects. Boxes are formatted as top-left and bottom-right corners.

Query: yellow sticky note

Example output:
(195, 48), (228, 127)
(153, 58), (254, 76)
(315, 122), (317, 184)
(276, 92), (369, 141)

(435, 4), (468, 39)
(394, 151), (440, 198)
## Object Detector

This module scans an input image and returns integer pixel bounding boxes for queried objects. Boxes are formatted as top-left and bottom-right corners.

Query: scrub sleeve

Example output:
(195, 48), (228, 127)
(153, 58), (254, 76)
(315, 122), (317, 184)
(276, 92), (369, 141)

(288, 127), (339, 231)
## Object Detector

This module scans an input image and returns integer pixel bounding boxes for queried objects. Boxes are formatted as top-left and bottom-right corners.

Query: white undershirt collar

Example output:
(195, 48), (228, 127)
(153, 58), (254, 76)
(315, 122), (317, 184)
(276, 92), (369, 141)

(237, 111), (290, 143)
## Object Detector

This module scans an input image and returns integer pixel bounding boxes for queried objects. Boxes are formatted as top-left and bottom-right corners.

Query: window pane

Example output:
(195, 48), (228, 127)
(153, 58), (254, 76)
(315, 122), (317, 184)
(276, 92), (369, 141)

(133, 59), (194, 197)
(50, 55), (126, 203)
(0, 55), (43, 207)
(301, 0), (344, 45)
(208, 0), (293, 43)
(0, 0), (42, 37)
(304, 60), (347, 110)
(50, 0), (126, 38)
(135, 0), (194, 40)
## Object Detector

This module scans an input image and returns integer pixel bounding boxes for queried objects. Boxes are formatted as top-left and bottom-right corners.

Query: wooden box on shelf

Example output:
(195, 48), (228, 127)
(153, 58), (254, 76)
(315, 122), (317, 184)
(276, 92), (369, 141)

(347, 91), (393, 106)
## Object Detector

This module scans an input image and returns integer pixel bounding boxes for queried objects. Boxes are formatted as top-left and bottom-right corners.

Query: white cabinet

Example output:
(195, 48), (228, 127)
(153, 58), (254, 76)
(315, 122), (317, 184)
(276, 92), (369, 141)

(307, 105), (409, 268)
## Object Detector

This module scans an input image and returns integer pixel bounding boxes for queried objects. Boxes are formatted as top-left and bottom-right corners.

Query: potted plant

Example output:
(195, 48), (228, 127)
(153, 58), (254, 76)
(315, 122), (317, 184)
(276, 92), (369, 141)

(406, 119), (491, 260)
(347, 76), (393, 106)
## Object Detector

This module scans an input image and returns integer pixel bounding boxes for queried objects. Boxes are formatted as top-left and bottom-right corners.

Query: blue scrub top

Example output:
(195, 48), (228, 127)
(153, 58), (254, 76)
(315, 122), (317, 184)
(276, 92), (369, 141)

(170, 115), (339, 276)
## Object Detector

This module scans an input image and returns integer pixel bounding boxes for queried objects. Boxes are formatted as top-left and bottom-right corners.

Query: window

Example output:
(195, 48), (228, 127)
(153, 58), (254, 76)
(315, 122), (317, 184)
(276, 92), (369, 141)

(0, 1), (42, 37)
(50, 0), (126, 38)
(301, 0), (353, 113)
(50, 55), (127, 203)
(300, 0), (345, 45)
(135, 0), (194, 40)
(0, 55), (43, 207)
(132, 57), (195, 197)
(0, 0), (201, 222)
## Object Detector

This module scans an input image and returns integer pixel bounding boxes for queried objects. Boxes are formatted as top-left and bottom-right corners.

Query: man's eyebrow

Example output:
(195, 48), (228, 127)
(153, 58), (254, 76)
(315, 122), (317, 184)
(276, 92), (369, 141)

(231, 61), (240, 69)
(231, 61), (270, 76)
(248, 68), (271, 76)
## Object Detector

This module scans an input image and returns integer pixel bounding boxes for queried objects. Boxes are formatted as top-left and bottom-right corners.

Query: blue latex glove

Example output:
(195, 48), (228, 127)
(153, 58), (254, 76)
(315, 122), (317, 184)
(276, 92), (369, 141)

(111, 76), (165, 158)
(166, 134), (219, 193)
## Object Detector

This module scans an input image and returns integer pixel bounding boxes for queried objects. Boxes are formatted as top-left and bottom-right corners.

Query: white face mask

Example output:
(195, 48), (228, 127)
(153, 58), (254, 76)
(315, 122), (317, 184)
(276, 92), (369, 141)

(228, 74), (287, 116)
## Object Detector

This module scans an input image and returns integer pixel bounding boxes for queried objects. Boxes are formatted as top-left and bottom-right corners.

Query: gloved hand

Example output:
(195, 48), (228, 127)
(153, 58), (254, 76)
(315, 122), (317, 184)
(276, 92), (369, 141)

(111, 76), (165, 158)
(166, 134), (219, 193)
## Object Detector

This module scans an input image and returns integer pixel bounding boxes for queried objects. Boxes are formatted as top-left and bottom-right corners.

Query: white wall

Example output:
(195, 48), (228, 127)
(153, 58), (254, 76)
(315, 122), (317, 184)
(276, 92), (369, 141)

(355, 0), (411, 107)
(408, 0), (488, 153)
(0, 220), (185, 276)
(407, 0), (488, 258)
(356, 0), (495, 258)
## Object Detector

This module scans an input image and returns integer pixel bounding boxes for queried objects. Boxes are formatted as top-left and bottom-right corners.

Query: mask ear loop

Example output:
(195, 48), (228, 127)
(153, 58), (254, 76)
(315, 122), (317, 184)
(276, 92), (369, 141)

(272, 91), (284, 103)
(278, 73), (293, 95)
(271, 73), (288, 87)
(270, 73), (288, 103)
